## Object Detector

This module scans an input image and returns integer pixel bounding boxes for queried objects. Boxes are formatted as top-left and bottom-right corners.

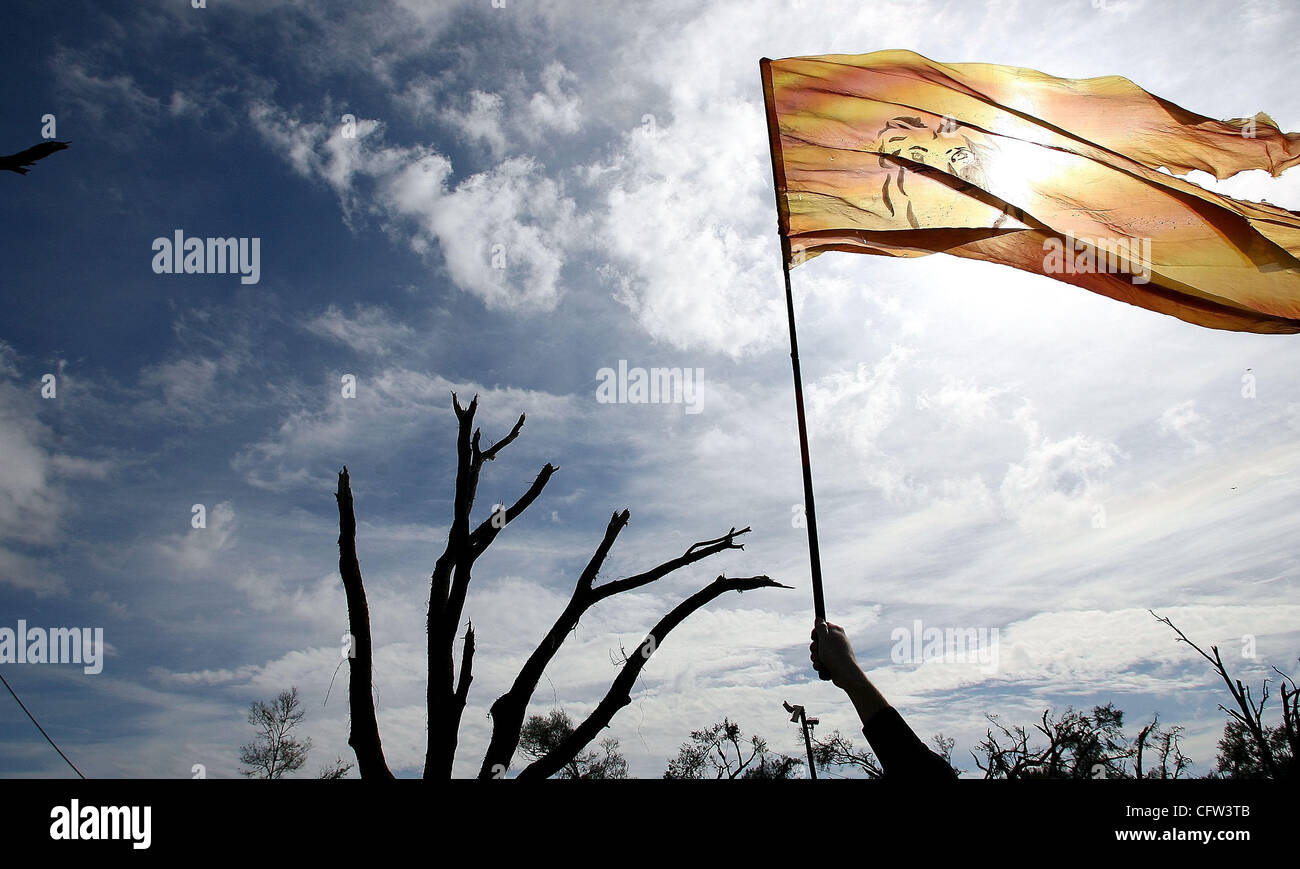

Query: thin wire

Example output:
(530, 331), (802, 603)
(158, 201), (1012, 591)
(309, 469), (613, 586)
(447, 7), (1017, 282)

(0, 670), (86, 778)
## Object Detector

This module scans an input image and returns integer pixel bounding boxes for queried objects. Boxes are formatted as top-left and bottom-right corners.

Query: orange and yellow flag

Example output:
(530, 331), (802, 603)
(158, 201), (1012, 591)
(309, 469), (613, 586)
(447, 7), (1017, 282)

(760, 51), (1300, 332)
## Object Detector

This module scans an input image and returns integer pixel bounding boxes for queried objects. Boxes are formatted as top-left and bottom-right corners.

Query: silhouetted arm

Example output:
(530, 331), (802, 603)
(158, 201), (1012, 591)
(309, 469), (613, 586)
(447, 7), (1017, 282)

(811, 619), (957, 781)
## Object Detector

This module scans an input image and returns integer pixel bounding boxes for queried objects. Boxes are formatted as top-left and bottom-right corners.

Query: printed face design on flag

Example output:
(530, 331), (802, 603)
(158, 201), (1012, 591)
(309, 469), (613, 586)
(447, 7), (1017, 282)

(873, 117), (980, 187)
(761, 51), (1300, 333)
(868, 116), (1009, 229)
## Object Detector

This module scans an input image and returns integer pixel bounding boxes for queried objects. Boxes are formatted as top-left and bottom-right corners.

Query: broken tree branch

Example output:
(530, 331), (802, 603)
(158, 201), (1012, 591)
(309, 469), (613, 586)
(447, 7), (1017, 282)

(467, 463), (558, 560)
(516, 574), (791, 780)
(591, 526), (750, 601)
(479, 413), (526, 463)
(454, 622), (475, 721)
(476, 520), (753, 778)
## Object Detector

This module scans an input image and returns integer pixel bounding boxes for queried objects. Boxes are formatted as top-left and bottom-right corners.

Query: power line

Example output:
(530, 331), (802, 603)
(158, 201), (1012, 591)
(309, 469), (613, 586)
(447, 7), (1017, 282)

(0, 670), (86, 778)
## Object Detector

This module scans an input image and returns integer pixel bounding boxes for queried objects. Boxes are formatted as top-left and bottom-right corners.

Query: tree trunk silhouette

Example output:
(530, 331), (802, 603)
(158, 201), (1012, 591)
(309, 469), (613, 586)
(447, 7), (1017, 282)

(424, 395), (539, 777)
(334, 468), (393, 779)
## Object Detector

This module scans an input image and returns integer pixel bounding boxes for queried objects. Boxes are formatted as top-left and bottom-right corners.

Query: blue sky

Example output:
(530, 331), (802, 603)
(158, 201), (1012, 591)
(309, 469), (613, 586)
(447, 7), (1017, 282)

(2, 0), (1299, 778)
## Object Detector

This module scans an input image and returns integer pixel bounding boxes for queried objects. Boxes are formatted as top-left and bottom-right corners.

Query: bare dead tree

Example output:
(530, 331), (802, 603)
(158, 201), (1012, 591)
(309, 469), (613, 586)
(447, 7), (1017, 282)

(973, 705), (1131, 779)
(810, 729), (883, 778)
(931, 733), (960, 775)
(1133, 715), (1190, 780)
(1152, 610), (1297, 779)
(1280, 666), (1300, 776)
(317, 756), (356, 780)
(336, 395), (786, 778)
(974, 714), (1036, 779)
(1133, 720), (1153, 779)
(664, 717), (802, 779)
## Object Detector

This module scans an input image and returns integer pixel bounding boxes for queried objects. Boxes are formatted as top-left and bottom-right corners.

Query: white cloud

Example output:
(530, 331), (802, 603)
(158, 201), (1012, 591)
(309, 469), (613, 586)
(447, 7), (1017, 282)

(233, 571), (344, 628)
(51, 52), (161, 127)
(250, 103), (583, 312)
(301, 304), (415, 357)
(999, 416), (1117, 533)
(587, 98), (785, 357)
(0, 547), (66, 598)
(439, 90), (509, 158)
(0, 350), (108, 597)
(396, 156), (581, 310)
(810, 347), (912, 453)
(151, 501), (237, 576)
(917, 378), (1010, 430)
(1159, 399), (1210, 455)
(526, 62), (582, 137)
(231, 367), (576, 491)
(151, 663), (263, 688)
(877, 604), (1300, 701)
(0, 395), (68, 547)
(140, 357), (220, 408)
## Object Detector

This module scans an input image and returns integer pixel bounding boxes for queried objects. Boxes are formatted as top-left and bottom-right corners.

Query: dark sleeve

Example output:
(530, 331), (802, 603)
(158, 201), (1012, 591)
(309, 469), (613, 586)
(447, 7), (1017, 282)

(862, 706), (958, 781)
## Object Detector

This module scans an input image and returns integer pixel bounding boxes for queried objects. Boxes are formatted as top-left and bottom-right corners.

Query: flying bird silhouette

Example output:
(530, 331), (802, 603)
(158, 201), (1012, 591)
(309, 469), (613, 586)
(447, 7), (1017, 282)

(1, 140), (70, 174)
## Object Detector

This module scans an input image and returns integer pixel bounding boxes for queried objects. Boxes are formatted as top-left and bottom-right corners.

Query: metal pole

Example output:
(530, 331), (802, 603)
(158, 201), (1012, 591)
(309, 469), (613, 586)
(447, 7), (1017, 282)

(785, 700), (819, 780)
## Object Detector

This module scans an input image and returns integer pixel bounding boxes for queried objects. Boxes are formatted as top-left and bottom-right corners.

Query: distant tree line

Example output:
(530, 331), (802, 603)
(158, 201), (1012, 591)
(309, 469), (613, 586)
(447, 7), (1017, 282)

(239, 600), (1294, 780)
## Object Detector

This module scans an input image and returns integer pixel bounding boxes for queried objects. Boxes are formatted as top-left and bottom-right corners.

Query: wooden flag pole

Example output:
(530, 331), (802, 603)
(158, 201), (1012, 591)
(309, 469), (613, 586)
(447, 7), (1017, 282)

(781, 247), (827, 622)
(761, 57), (827, 622)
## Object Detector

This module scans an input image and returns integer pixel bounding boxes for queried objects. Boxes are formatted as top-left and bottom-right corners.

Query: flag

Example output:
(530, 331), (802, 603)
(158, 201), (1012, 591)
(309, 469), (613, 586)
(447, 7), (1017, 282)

(760, 51), (1300, 333)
